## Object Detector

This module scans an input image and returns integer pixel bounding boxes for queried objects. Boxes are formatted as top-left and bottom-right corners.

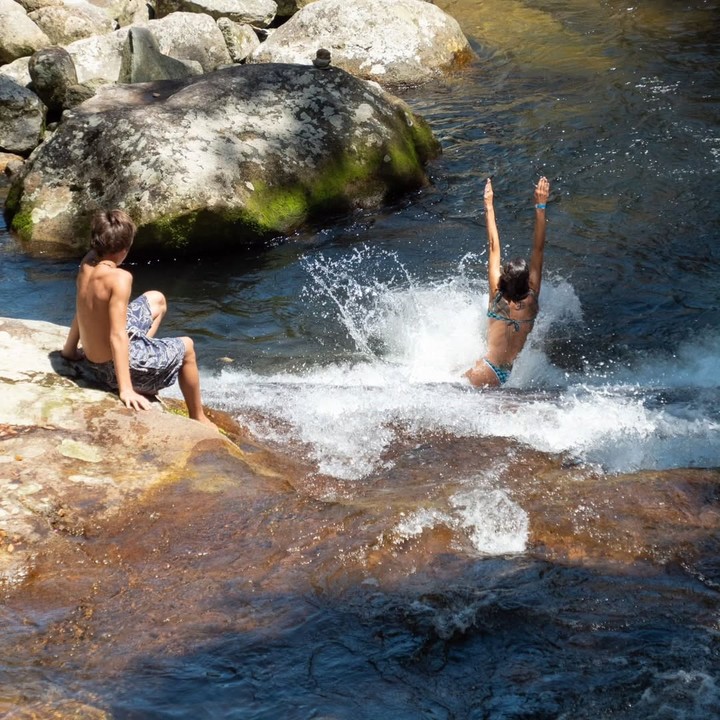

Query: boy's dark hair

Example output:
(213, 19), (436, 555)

(90, 210), (136, 256)
(498, 257), (530, 302)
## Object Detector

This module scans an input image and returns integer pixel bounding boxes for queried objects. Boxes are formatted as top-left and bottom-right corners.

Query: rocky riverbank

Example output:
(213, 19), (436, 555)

(0, 316), (308, 588)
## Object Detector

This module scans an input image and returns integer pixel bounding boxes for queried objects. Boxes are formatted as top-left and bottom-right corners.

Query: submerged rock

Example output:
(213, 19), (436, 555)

(6, 63), (440, 256)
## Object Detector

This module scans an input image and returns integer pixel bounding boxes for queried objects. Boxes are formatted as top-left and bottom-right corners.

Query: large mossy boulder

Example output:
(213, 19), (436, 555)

(5, 63), (440, 257)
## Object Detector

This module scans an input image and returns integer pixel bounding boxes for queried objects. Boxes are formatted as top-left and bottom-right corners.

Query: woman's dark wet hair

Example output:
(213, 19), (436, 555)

(90, 209), (136, 256)
(498, 257), (530, 302)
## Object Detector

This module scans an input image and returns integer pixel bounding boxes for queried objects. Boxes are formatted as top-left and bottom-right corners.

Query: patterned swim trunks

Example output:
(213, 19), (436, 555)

(85, 295), (186, 395)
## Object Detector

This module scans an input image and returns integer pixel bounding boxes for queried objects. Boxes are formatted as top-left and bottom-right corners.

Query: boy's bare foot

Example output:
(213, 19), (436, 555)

(194, 414), (219, 431)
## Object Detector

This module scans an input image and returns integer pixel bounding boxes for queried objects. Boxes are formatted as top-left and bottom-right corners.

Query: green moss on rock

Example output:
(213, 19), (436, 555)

(119, 109), (439, 257)
(10, 208), (33, 243)
(244, 184), (308, 232)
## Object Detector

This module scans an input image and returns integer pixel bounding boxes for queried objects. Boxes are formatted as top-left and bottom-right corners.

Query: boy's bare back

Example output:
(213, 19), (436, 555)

(75, 255), (133, 364)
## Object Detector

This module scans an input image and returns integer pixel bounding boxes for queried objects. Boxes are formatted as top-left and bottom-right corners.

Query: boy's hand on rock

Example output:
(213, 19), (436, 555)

(119, 389), (152, 411)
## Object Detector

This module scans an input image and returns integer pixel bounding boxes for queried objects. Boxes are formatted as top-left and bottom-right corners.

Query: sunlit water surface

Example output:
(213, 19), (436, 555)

(1, 1), (720, 717)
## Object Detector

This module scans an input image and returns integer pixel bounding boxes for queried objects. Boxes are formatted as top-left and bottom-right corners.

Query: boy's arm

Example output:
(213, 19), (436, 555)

(528, 176), (550, 294)
(485, 178), (501, 297)
(108, 272), (152, 411)
(61, 314), (83, 360)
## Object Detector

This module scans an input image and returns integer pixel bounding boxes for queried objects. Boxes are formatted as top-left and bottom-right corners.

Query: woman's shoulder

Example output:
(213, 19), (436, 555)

(525, 288), (539, 305)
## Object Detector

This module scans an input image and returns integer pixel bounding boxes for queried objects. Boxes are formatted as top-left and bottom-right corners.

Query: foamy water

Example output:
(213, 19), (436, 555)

(186, 248), (720, 486)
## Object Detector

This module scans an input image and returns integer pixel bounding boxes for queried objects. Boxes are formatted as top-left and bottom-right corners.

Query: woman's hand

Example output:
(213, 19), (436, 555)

(484, 177), (494, 206)
(534, 176), (550, 206)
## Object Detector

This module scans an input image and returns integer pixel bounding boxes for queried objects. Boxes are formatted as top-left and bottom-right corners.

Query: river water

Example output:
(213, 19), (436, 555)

(2, 1), (720, 718)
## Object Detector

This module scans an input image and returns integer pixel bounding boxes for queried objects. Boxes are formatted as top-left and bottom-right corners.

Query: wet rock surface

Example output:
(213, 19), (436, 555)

(0, 75), (46, 154)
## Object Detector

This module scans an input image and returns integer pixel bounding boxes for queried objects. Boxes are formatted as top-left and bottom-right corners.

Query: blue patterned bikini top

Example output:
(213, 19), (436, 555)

(487, 291), (538, 332)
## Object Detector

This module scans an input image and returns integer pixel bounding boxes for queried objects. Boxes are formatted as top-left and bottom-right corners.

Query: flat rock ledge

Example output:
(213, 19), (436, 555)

(0, 315), (277, 587)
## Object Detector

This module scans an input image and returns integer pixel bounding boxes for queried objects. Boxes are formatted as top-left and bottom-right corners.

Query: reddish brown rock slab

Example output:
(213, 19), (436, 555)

(517, 466), (720, 567)
(0, 316), (299, 588)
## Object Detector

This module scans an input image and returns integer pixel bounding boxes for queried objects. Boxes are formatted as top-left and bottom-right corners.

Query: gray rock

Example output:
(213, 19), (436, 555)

(142, 11), (232, 72)
(63, 27), (126, 83)
(86, 0), (151, 27)
(15, 0), (61, 11)
(0, 56), (32, 87)
(29, 46), (79, 114)
(7, 63), (440, 254)
(248, 0), (472, 87)
(1, 151), (25, 185)
(155, 0), (276, 27)
(119, 26), (203, 83)
(28, 2), (114, 45)
(274, 0), (316, 18)
(64, 12), (231, 84)
(0, 75), (46, 154)
(0, 0), (27, 12)
(63, 79), (102, 107)
(0, 0), (51, 64)
(216, 17), (260, 63)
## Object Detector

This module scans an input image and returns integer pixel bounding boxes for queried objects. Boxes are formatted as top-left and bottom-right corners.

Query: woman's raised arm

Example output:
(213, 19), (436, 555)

(485, 178), (501, 297)
(528, 176), (550, 294)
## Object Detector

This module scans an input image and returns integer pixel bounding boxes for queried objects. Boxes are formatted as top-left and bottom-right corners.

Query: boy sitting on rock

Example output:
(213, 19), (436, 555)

(61, 209), (215, 428)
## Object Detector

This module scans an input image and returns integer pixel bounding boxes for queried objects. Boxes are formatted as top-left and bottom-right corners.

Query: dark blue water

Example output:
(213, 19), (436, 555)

(2, 1), (720, 717)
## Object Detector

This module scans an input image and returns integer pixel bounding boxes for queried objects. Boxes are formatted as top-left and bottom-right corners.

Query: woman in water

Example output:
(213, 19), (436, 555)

(465, 175), (550, 387)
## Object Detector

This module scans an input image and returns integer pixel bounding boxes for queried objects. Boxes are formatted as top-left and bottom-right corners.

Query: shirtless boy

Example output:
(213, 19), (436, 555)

(61, 209), (214, 427)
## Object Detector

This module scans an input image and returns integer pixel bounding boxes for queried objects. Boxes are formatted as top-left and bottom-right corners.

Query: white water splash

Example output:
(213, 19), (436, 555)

(451, 485), (529, 554)
(183, 247), (720, 480)
(391, 481), (529, 556)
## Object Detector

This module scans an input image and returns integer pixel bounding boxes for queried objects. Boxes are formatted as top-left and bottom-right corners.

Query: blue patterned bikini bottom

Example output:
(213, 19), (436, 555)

(483, 357), (513, 385)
